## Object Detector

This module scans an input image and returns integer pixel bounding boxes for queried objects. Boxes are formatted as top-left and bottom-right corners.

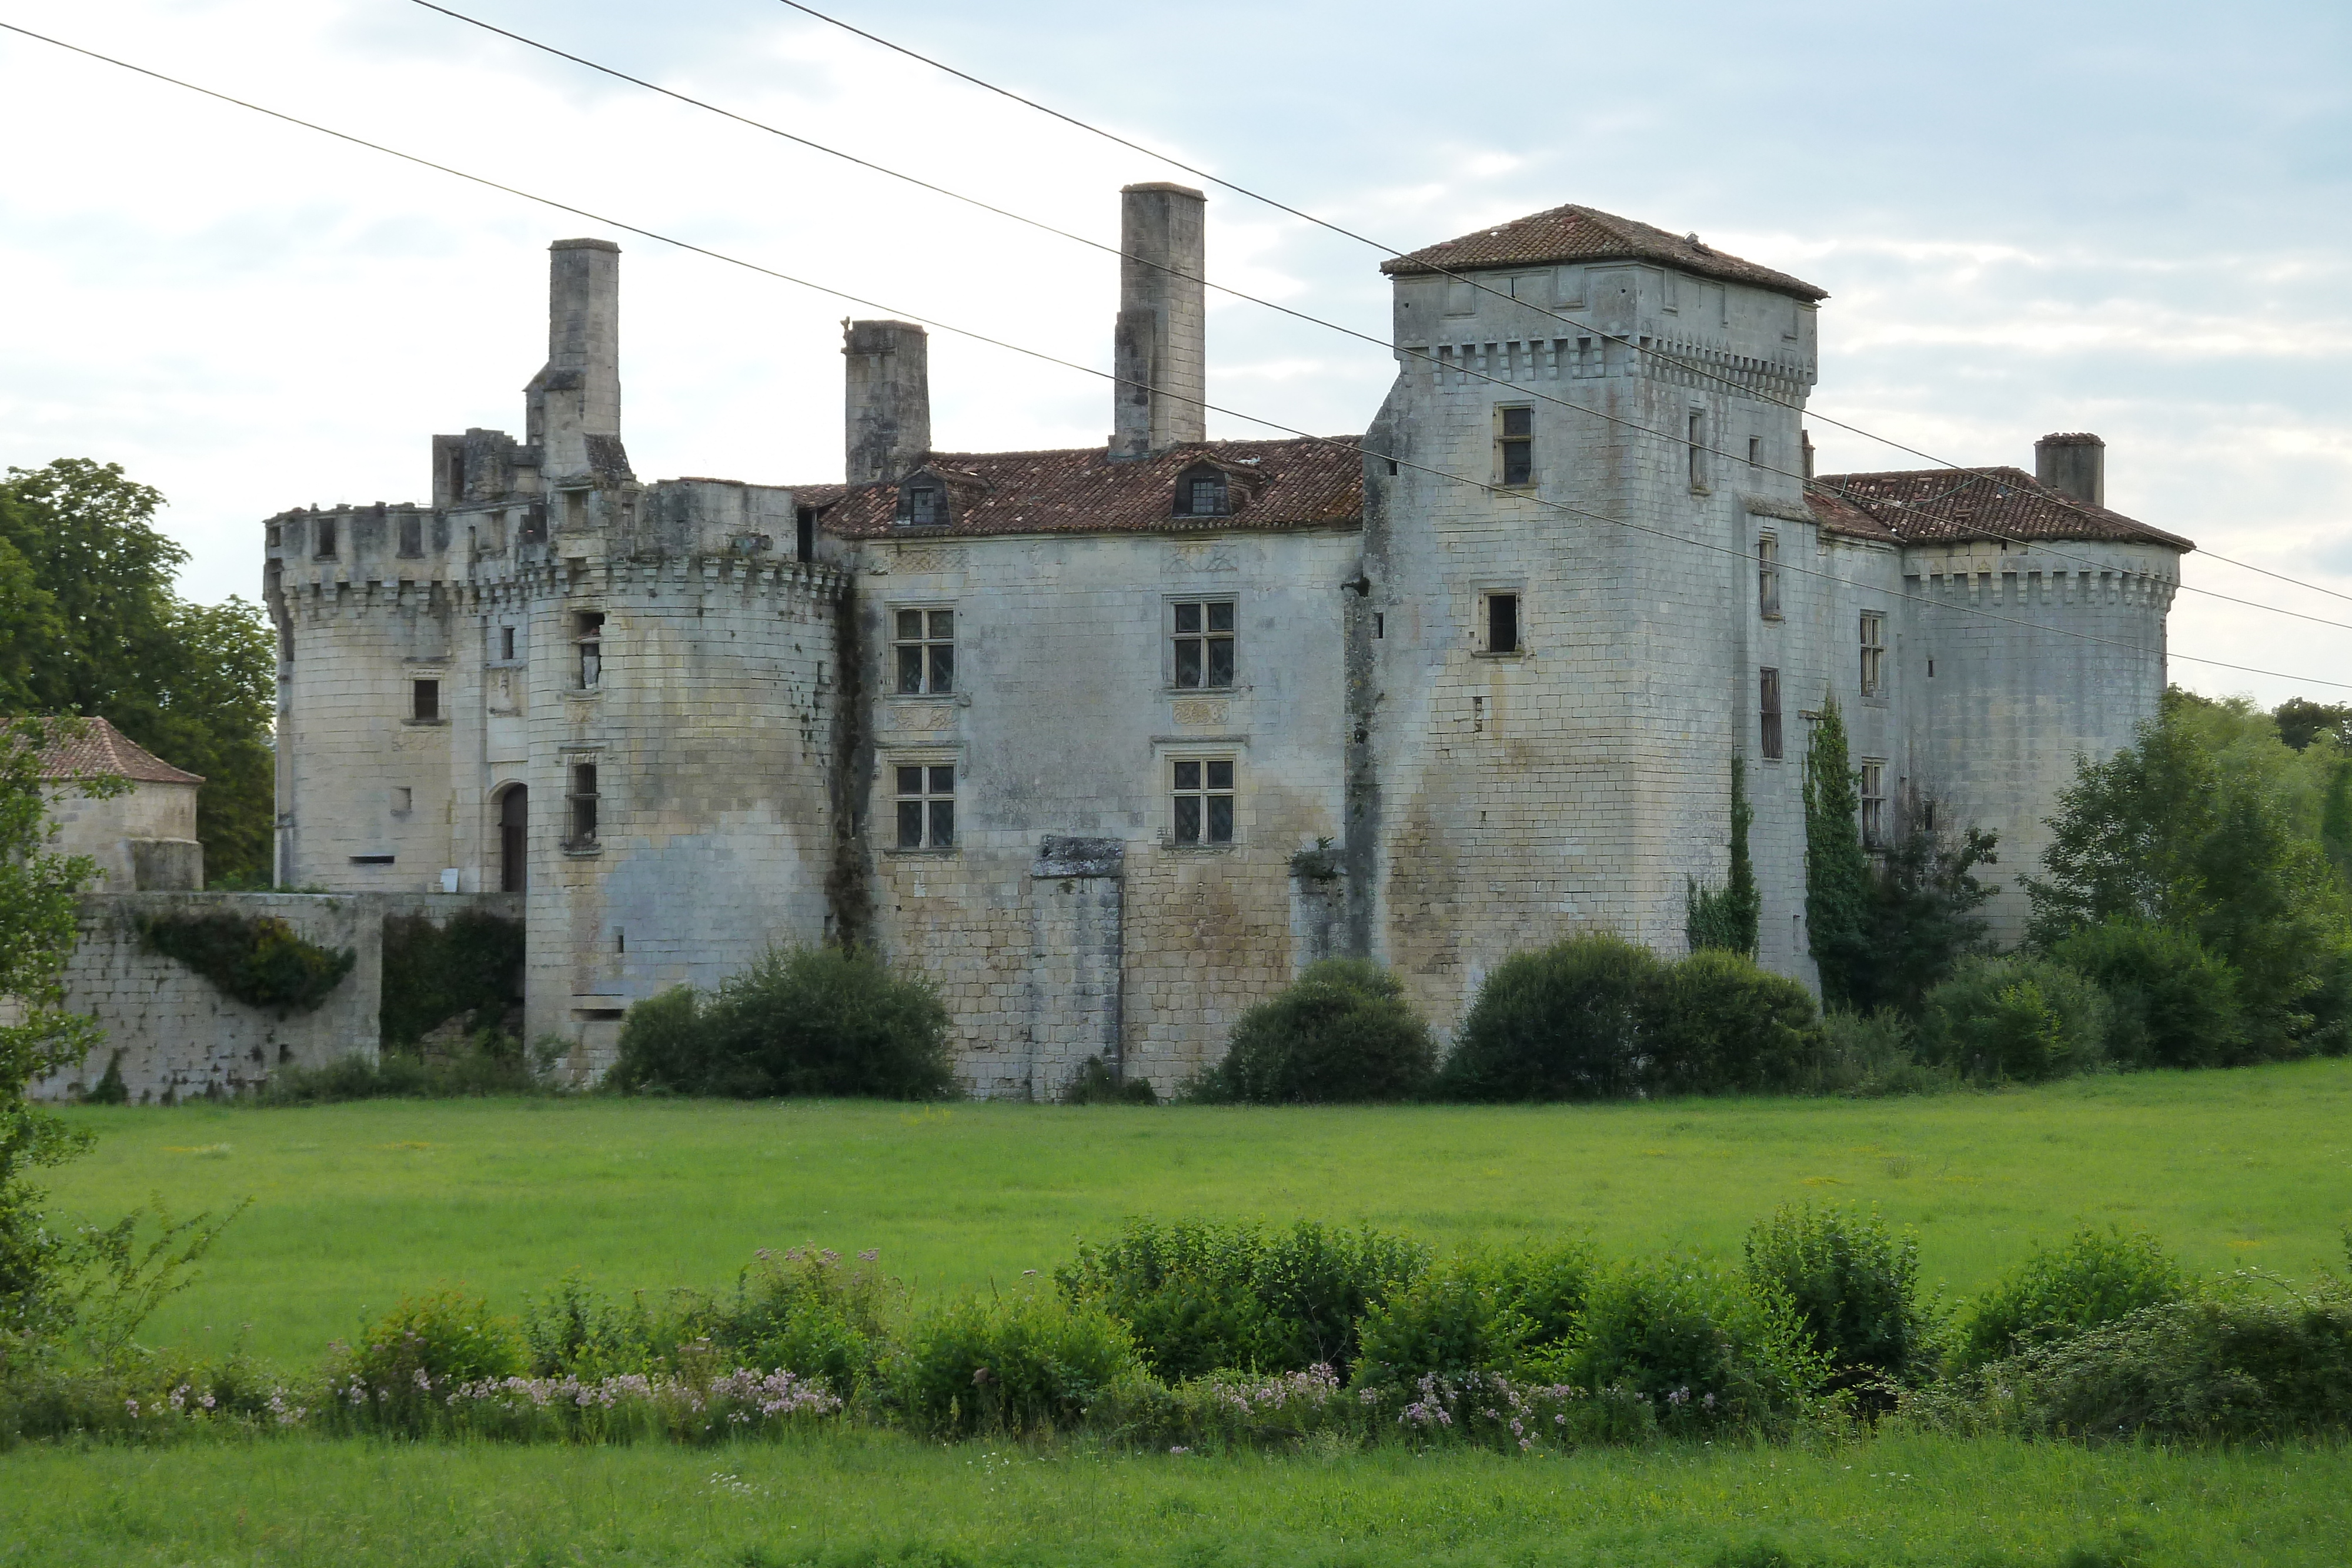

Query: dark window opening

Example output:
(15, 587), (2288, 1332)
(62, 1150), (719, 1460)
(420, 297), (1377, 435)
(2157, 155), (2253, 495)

(500, 626), (516, 663)
(1860, 612), (1885, 696)
(1760, 667), (1783, 761)
(267, 522), (282, 549)
(499, 785), (527, 892)
(1375, 613), (1385, 639)
(576, 612), (604, 690)
(1758, 534), (1782, 618)
(1172, 758), (1235, 845)
(443, 447), (466, 502)
(349, 854), (395, 865)
(411, 679), (440, 721)
(315, 517), (338, 559)
(894, 609), (955, 694)
(1860, 760), (1886, 848)
(521, 504), (548, 545)
(1386, 458), (1399, 476)
(397, 513), (423, 558)
(1177, 471), (1230, 516)
(1499, 406), (1533, 486)
(1486, 593), (1519, 654)
(1173, 601), (1236, 688)
(567, 763), (599, 846)
(1689, 411), (1708, 489)
(895, 763), (956, 849)
(903, 484), (946, 526)
(797, 506), (816, 563)
(1748, 436), (1761, 466)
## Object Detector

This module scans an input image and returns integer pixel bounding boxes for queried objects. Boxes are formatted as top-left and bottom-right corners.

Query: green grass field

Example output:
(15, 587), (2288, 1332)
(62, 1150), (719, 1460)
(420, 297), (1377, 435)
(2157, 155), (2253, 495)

(39, 1058), (2352, 1365)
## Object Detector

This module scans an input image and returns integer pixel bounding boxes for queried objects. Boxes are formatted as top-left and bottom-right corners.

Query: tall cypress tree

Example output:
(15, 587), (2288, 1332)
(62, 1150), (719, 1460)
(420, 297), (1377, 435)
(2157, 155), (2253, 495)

(1803, 697), (1873, 1008)
(1687, 754), (1760, 956)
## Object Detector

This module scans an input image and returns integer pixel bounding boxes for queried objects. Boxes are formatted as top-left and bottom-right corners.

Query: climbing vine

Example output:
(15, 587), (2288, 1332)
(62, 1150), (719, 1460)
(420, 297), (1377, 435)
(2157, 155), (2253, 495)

(138, 911), (356, 1013)
(1686, 755), (1759, 957)
(380, 911), (524, 1049)
(1803, 697), (1873, 1008)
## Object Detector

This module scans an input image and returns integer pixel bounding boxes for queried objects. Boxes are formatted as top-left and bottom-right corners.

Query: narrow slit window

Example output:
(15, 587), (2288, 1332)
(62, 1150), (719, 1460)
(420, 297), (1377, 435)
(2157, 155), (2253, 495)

(796, 507), (816, 563)
(1172, 758), (1235, 846)
(1498, 406), (1534, 486)
(1689, 411), (1709, 490)
(500, 626), (517, 663)
(1758, 534), (1782, 618)
(1860, 760), (1886, 848)
(894, 609), (955, 695)
(1485, 592), (1519, 654)
(1760, 667), (1783, 761)
(567, 763), (599, 845)
(410, 679), (440, 721)
(1748, 436), (1761, 466)
(576, 612), (604, 690)
(1172, 601), (1237, 688)
(895, 764), (956, 849)
(1859, 611), (1885, 696)
(315, 517), (338, 559)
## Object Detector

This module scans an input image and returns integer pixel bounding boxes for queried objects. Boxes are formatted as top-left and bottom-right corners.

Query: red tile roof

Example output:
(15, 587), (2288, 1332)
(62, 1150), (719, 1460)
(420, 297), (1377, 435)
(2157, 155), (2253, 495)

(810, 437), (1365, 540)
(1383, 203), (1829, 302)
(19, 716), (204, 784)
(1808, 469), (2192, 551)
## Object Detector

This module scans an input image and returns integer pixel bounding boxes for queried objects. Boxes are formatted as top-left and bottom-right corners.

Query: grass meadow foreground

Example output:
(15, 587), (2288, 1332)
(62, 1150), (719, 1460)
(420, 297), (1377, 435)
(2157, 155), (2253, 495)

(38, 1058), (2352, 1364)
(5, 1429), (2351, 1567)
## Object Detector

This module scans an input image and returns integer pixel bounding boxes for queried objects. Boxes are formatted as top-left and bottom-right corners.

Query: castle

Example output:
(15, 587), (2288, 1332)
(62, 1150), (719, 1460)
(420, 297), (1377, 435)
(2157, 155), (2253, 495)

(263, 186), (2189, 1095)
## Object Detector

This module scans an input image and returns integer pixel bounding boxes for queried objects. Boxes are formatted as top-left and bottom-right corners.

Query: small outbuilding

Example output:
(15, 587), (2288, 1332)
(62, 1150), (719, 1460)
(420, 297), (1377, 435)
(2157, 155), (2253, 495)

(31, 717), (205, 890)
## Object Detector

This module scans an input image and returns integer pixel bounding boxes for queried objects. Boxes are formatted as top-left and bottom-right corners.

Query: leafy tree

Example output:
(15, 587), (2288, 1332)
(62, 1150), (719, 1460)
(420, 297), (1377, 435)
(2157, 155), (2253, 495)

(1851, 821), (1999, 1017)
(1686, 754), (1759, 957)
(1803, 697), (1872, 1008)
(0, 460), (275, 884)
(2322, 757), (2352, 885)
(2026, 697), (2348, 1056)
(2274, 697), (2352, 754)
(1, 718), (122, 1355)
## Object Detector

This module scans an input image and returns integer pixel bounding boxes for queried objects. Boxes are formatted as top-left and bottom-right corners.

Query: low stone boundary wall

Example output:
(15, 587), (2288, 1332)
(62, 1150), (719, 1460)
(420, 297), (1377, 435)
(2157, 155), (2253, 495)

(28, 891), (523, 1104)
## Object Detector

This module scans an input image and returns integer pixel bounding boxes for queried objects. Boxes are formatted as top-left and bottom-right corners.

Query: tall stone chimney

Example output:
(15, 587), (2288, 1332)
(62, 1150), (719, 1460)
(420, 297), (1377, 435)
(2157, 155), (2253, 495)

(2035, 432), (2106, 507)
(540, 239), (623, 483)
(1110, 182), (1207, 461)
(843, 320), (931, 485)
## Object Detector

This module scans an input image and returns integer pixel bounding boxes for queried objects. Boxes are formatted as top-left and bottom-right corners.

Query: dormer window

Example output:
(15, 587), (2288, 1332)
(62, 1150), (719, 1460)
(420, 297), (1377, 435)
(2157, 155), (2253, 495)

(1174, 464), (1236, 517)
(902, 483), (946, 526)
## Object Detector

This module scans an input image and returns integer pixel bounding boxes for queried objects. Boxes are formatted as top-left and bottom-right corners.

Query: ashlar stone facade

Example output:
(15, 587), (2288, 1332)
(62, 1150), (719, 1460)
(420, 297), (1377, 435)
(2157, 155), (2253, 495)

(264, 189), (2187, 1092)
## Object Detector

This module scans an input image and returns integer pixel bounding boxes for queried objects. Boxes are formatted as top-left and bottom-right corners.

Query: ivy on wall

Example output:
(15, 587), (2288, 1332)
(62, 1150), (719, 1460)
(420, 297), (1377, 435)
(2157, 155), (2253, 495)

(1686, 755), (1760, 957)
(380, 910), (524, 1050)
(1803, 697), (1875, 1009)
(138, 911), (357, 1012)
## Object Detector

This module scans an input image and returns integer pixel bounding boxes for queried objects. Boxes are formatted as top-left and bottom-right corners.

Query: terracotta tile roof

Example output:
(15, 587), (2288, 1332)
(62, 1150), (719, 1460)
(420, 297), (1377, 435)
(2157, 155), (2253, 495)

(18, 716), (203, 784)
(1382, 203), (1829, 302)
(1808, 469), (2193, 551)
(810, 437), (1365, 540)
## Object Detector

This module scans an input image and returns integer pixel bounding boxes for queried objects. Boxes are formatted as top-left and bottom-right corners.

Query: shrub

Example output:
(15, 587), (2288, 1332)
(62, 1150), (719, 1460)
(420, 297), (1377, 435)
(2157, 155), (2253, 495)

(1198, 959), (1434, 1104)
(2052, 919), (2246, 1069)
(138, 911), (355, 1012)
(705, 1246), (900, 1395)
(612, 945), (954, 1100)
(1742, 1205), (1931, 1393)
(379, 910), (523, 1049)
(1438, 932), (1660, 1101)
(519, 1271), (667, 1380)
(1925, 1286), (2352, 1441)
(1054, 1218), (1426, 1381)
(1643, 949), (1829, 1096)
(1352, 1239), (1594, 1385)
(1818, 1009), (1953, 1098)
(887, 1292), (1141, 1436)
(1060, 1055), (1157, 1105)
(1565, 1257), (1827, 1434)
(259, 1030), (553, 1102)
(1954, 1226), (2189, 1370)
(1916, 954), (2110, 1084)
(328, 1289), (527, 1433)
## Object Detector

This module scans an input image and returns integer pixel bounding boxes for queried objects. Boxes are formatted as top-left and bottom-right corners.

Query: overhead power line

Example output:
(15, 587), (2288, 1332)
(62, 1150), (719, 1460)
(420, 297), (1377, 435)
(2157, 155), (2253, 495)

(766, 0), (2352, 615)
(412, 0), (2352, 640)
(2, 18), (2346, 693)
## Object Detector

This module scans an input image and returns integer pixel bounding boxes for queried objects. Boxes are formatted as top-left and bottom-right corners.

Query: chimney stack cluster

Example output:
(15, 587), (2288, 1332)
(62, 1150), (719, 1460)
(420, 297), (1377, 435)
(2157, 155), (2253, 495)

(1110, 182), (1208, 461)
(2035, 432), (2106, 508)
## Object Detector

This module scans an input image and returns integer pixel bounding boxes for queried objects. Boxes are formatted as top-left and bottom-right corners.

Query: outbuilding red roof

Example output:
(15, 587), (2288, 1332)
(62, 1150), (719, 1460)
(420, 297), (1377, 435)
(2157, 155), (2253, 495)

(21, 716), (204, 784)
(1383, 203), (1829, 303)
(1808, 469), (2192, 551)
(810, 436), (1365, 540)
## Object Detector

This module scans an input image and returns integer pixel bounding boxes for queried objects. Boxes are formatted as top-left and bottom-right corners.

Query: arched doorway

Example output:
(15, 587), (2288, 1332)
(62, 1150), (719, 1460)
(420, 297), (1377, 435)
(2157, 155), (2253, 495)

(497, 785), (528, 893)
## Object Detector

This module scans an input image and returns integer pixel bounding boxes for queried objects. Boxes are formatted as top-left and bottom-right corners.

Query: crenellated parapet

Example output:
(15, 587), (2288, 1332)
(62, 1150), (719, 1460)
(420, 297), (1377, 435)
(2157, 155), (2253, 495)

(1903, 545), (2180, 614)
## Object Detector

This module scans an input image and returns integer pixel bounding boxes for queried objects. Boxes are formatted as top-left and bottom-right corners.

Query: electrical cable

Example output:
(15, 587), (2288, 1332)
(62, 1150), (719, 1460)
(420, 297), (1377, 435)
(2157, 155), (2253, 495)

(766, 0), (2352, 614)
(2, 16), (2346, 691)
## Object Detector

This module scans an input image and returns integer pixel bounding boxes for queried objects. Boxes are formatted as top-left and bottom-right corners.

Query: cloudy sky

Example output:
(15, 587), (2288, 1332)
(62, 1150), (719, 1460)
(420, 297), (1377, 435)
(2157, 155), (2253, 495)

(2, 0), (2347, 703)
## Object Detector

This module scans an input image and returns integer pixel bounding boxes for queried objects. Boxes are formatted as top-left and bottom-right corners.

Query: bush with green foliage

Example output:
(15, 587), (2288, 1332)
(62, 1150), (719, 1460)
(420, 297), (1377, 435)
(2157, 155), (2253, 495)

(1743, 1205), (1932, 1395)
(1915, 954), (2110, 1084)
(1438, 932), (1659, 1101)
(1352, 1239), (1593, 1386)
(1953, 1226), (2189, 1371)
(259, 1031), (559, 1103)
(1643, 949), (1830, 1096)
(611, 945), (954, 1100)
(379, 911), (523, 1049)
(1855, 823), (2000, 1017)
(1565, 1258), (1827, 1433)
(706, 1246), (900, 1395)
(325, 1290), (528, 1433)
(1803, 699), (1876, 1010)
(1195, 959), (1434, 1104)
(1054, 1218), (1427, 1382)
(887, 1292), (1142, 1437)
(1685, 755), (1760, 957)
(137, 911), (356, 1013)
(1817, 1009), (1953, 1098)
(1932, 1285), (2352, 1442)
(1060, 1055), (1158, 1105)
(2052, 918), (2246, 1069)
